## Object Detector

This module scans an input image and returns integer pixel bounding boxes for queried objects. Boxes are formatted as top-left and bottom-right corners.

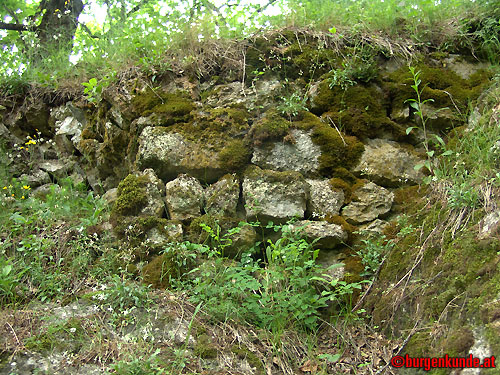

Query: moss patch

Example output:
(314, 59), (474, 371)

(231, 345), (264, 374)
(131, 90), (194, 125)
(111, 174), (149, 217)
(294, 112), (364, 175)
(142, 254), (176, 288)
(249, 109), (290, 145)
(219, 139), (252, 172)
(194, 334), (218, 359)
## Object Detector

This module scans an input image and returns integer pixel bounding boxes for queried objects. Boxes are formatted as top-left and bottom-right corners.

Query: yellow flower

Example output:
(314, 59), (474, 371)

(2, 187), (6, 190)
(11, 194), (14, 197)
(21, 196), (25, 199)
(25, 140), (37, 146)
(23, 185), (31, 190)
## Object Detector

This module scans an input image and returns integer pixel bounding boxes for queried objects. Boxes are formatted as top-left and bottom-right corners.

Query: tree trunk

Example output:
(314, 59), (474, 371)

(34, 0), (84, 63)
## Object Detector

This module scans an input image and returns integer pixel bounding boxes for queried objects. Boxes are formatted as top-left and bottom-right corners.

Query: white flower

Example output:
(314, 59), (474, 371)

(69, 327), (77, 333)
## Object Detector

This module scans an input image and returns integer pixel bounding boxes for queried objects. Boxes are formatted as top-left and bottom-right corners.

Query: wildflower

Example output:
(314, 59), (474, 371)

(69, 327), (77, 333)
(22, 185), (31, 190)
(11, 194), (14, 197)
(2, 187), (6, 190)
(21, 196), (25, 199)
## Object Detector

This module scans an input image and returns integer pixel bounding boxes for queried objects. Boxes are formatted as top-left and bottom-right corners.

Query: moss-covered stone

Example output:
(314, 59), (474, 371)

(231, 345), (264, 374)
(294, 111), (365, 175)
(194, 334), (218, 359)
(386, 63), (492, 131)
(131, 90), (194, 125)
(249, 109), (290, 145)
(219, 139), (252, 172)
(142, 253), (176, 288)
(112, 174), (149, 217)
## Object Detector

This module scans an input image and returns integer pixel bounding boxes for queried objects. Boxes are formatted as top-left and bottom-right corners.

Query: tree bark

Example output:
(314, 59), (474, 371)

(35, 0), (84, 61)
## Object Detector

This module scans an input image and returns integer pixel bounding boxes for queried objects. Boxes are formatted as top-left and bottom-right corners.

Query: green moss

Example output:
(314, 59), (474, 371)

(142, 254), (176, 288)
(194, 334), (218, 359)
(231, 345), (264, 374)
(25, 318), (85, 353)
(111, 174), (149, 217)
(387, 63), (492, 130)
(219, 139), (252, 172)
(441, 327), (474, 357)
(325, 214), (356, 242)
(329, 178), (353, 203)
(131, 90), (194, 125)
(294, 111), (364, 175)
(250, 109), (290, 144)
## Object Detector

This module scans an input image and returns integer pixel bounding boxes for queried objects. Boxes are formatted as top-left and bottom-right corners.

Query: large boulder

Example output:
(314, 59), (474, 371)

(165, 174), (204, 221)
(306, 179), (344, 217)
(242, 166), (307, 222)
(136, 126), (227, 183)
(290, 220), (348, 249)
(342, 181), (394, 224)
(353, 138), (425, 187)
(205, 174), (240, 217)
(252, 129), (321, 176)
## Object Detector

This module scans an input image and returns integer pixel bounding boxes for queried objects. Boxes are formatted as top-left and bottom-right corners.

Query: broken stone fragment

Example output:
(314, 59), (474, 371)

(205, 174), (240, 217)
(342, 181), (394, 224)
(354, 138), (425, 187)
(306, 179), (344, 217)
(165, 174), (204, 221)
(289, 220), (348, 250)
(242, 166), (307, 223)
(252, 129), (321, 176)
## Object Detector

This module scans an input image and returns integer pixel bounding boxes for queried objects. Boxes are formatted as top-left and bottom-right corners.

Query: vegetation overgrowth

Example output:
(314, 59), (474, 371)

(1, 0), (500, 373)
(0, 0), (499, 96)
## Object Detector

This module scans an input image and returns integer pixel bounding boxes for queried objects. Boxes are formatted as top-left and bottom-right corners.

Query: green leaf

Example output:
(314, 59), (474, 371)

(414, 163), (425, 171)
(442, 150), (453, 156)
(410, 102), (419, 110)
(406, 126), (416, 135)
(427, 150), (434, 157)
(328, 26), (337, 34)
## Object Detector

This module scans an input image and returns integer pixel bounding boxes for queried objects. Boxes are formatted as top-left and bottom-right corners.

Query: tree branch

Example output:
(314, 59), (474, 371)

(79, 22), (100, 38)
(126, 0), (151, 18)
(0, 22), (33, 32)
(2, 4), (21, 24)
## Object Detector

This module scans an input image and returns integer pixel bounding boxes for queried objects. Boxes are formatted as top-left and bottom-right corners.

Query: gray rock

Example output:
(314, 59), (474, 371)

(354, 138), (425, 187)
(317, 251), (345, 280)
(136, 126), (226, 183)
(145, 221), (183, 246)
(102, 188), (118, 206)
(306, 179), (344, 217)
(358, 219), (390, 235)
(205, 174), (240, 216)
(242, 167), (307, 222)
(290, 220), (348, 249)
(165, 174), (204, 221)
(342, 181), (394, 224)
(203, 79), (282, 112)
(39, 159), (74, 180)
(252, 129), (321, 176)
(442, 55), (490, 80)
(20, 169), (51, 189)
(137, 168), (166, 217)
(479, 210), (500, 239)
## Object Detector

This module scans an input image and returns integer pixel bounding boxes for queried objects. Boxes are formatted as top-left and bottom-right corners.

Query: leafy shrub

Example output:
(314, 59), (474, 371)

(179, 221), (361, 331)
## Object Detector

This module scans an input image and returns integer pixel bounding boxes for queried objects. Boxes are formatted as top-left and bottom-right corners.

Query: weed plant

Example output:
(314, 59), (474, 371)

(172, 221), (363, 332)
